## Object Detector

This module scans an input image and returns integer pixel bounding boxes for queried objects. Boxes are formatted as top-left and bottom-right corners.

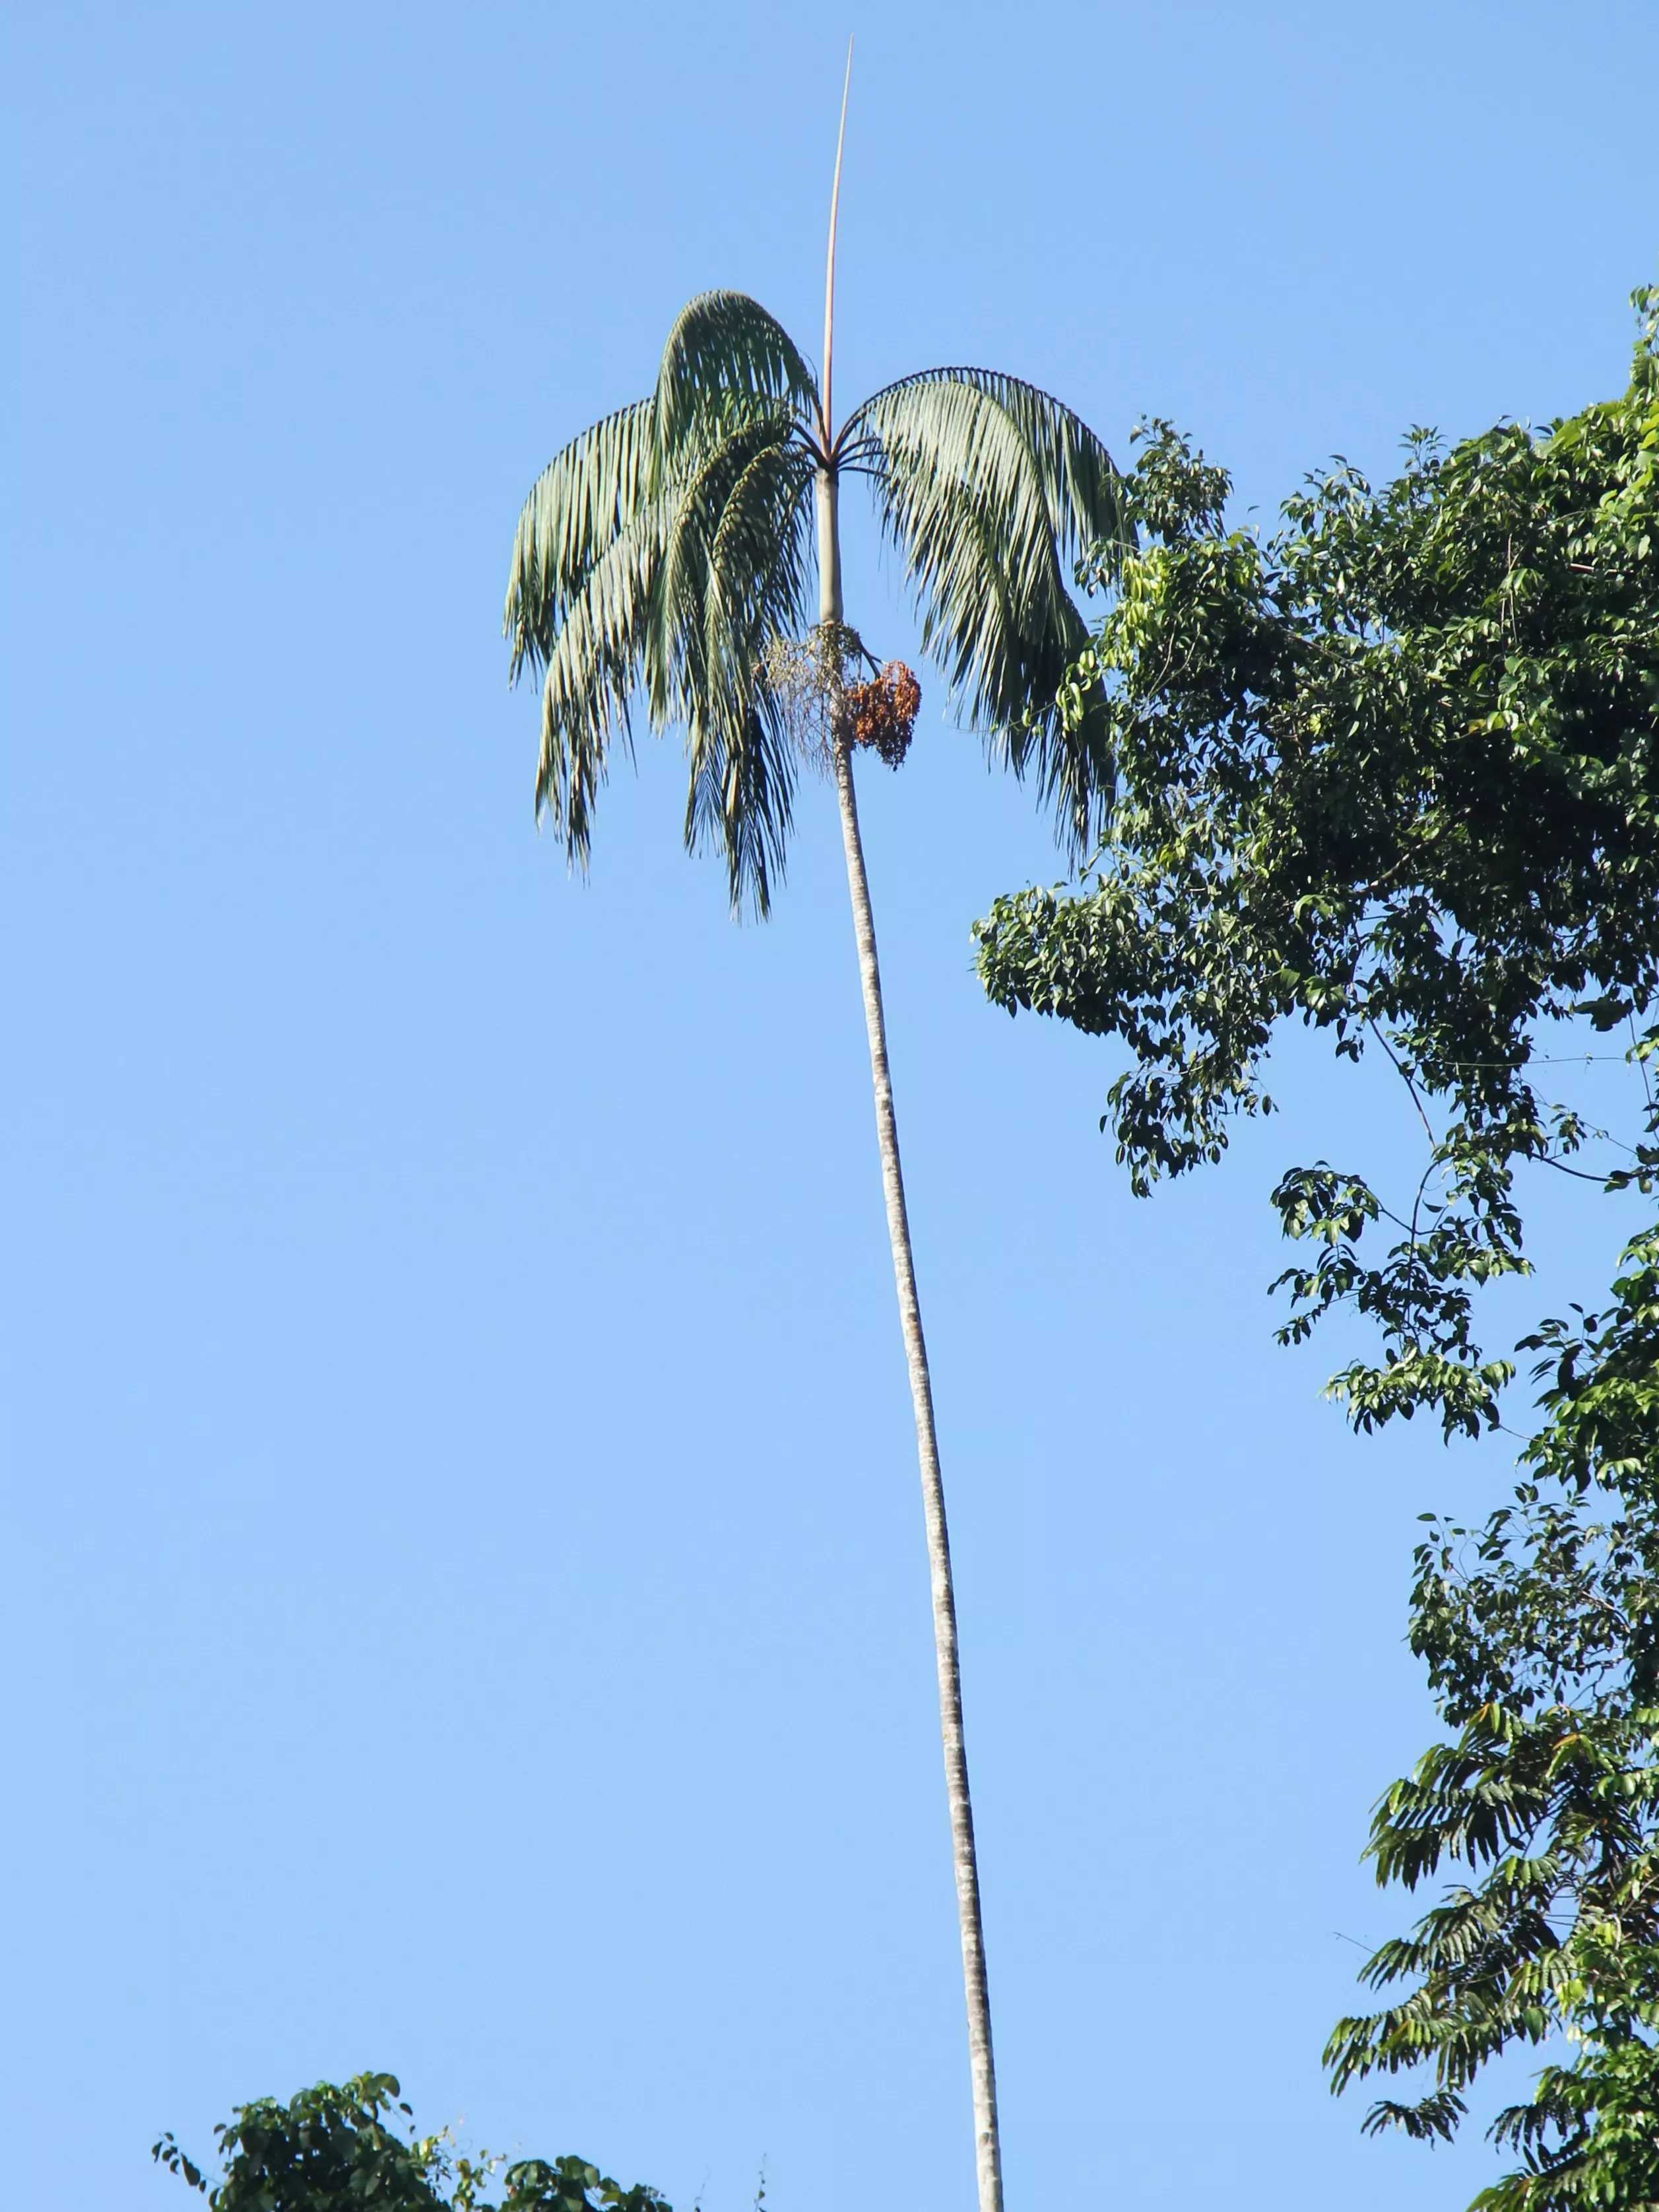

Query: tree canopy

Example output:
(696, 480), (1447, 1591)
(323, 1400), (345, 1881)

(154, 2072), (670, 2212)
(975, 287), (1659, 2207)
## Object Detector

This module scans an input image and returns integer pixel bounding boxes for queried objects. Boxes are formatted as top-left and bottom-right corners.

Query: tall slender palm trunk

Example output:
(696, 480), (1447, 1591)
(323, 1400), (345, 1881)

(818, 469), (1005, 2212)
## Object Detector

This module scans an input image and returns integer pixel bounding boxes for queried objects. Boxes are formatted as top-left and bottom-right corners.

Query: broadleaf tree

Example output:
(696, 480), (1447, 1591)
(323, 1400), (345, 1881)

(973, 286), (1659, 2209)
(502, 71), (1130, 2212)
(154, 2071), (668, 2212)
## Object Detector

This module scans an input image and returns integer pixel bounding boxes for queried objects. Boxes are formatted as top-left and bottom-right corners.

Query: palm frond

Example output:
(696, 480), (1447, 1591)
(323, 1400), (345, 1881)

(843, 368), (1131, 585)
(652, 292), (821, 476)
(689, 438), (816, 909)
(511, 375), (816, 911)
(648, 412), (799, 723)
(505, 399), (656, 681)
(840, 370), (1126, 855)
(533, 496), (670, 870)
(647, 413), (816, 911)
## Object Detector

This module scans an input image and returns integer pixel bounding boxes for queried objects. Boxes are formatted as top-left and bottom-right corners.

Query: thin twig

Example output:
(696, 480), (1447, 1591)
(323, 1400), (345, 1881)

(1367, 1014), (1437, 1145)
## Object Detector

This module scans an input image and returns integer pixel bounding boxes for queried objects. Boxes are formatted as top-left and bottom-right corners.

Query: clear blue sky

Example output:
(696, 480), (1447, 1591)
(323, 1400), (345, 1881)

(3, 5), (1656, 2207)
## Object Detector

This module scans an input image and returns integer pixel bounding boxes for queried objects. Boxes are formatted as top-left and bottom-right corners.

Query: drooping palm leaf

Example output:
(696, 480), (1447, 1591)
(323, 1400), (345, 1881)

(531, 495), (670, 868)
(893, 369), (1129, 569)
(505, 398), (657, 680)
(651, 290), (820, 478)
(694, 438), (818, 881)
(844, 367), (1129, 579)
(650, 410), (816, 908)
(505, 296), (822, 913)
(841, 370), (1129, 855)
(504, 397), (672, 869)
(649, 413), (798, 721)
(847, 375), (1068, 681)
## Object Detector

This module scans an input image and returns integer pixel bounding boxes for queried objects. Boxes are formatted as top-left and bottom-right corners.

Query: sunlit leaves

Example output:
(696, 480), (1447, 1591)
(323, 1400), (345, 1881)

(977, 302), (1659, 1436)
(650, 290), (819, 473)
(842, 370), (1129, 857)
(505, 295), (1128, 909)
(975, 286), (1659, 2205)
(154, 2073), (449, 2211)
(503, 294), (818, 913)
(154, 2075), (670, 2212)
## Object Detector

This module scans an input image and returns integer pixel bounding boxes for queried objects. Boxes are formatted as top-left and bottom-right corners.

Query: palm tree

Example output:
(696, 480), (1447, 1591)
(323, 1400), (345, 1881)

(504, 88), (1126, 2212)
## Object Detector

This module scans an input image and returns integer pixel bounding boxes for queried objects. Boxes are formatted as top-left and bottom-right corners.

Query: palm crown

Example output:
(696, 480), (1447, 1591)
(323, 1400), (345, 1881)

(504, 289), (1129, 911)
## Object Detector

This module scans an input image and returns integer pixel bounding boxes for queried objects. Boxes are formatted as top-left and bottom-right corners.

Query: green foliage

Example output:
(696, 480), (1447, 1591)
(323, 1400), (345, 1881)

(840, 368), (1130, 854)
(975, 288), (1659, 2203)
(504, 292), (1128, 913)
(505, 292), (812, 912)
(1328, 1231), (1659, 2166)
(154, 2073), (670, 2212)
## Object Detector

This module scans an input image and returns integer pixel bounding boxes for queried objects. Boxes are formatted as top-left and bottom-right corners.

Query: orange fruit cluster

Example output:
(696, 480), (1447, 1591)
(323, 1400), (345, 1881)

(843, 661), (921, 767)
